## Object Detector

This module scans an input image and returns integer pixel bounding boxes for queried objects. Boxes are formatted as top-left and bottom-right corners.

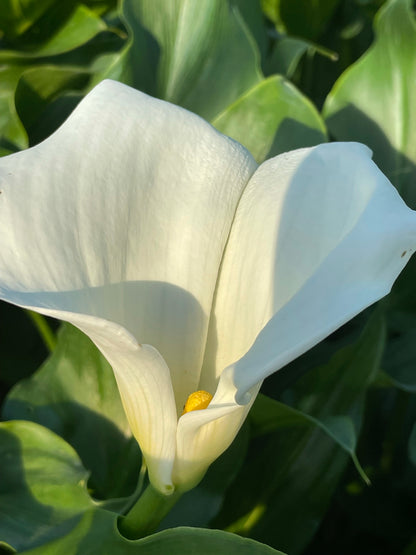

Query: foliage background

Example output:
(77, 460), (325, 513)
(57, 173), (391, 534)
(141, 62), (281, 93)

(0, 0), (415, 553)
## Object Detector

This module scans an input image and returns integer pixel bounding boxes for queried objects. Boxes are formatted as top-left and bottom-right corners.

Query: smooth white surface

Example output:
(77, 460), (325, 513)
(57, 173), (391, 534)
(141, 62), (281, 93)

(1, 82), (416, 492)
(208, 143), (416, 397)
(0, 80), (256, 493)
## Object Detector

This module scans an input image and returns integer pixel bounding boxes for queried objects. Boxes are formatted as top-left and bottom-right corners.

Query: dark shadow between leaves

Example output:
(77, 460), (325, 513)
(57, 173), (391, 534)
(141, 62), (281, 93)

(2, 400), (141, 501)
(325, 103), (416, 209)
(0, 425), (85, 552)
(266, 113), (416, 394)
(267, 117), (327, 159)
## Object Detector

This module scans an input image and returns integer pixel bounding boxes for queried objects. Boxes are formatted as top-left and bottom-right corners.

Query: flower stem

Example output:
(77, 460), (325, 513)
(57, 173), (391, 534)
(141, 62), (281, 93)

(118, 484), (182, 539)
(26, 310), (57, 352)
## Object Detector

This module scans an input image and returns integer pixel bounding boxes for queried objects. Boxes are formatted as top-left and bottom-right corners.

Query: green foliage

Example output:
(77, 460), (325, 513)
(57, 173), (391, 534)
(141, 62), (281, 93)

(214, 311), (385, 554)
(19, 512), (287, 555)
(2, 324), (141, 500)
(0, 421), (284, 555)
(0, 1), (123, 150)
(324, 0), (416, 207)
(264, 0), (341, 41)
(212, 75), (327, 162)
(0, 420), (94, 552)
(1, 0), (416, 554)
(100, 0), (263, 120)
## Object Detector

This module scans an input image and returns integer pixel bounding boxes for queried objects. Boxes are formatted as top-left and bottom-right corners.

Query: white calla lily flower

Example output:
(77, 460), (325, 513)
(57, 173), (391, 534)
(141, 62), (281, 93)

(1, 80), (415, 494)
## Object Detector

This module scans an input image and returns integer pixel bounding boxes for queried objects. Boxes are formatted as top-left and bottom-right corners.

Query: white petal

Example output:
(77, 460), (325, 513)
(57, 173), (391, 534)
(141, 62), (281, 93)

(0, 298), (178, 493)
(0, 80), (256, 409)
(173, 382), (260, 491)
(0, 79), (257, 492)
(202, 142), (416, 396)
(108, 343), (178, 495)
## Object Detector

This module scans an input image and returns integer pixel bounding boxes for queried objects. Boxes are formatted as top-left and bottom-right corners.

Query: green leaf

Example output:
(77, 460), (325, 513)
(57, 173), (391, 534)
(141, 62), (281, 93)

(278, 0), (341, 41)
(0, 541), (16, 553)
(266, 37), (310, 78)
(18, 510), (287, 555)
(261, 0), (340, 40)
(31, 4), (107, 57)
(83, 0), (118, 16)
(0, 4), (108, 57)
(161, 423), (249, 529)
(265, 36), (338, 79)
(0, 66), (28, 150)
(0, 420), (282, 554)
(213, 75), (326, 163)
(0, 0), (56, 38)
(250, 395), (368, 483)
(382, 328), (416, 393)
(261, 0), (280, 25)
(2, 324), (141, 500)
(216, 310), (385, 554)
(0, 420), (94, 552)
(15, 66), (89, 145)
(231, 0), (268, 60)
(100, 0), (262, 119)
(0, 4), (111, 149)
(323, 0), (416, 207)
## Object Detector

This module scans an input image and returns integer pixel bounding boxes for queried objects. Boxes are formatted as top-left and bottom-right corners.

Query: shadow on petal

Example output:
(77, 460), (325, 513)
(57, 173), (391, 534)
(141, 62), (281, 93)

(2, 281), (208, 410)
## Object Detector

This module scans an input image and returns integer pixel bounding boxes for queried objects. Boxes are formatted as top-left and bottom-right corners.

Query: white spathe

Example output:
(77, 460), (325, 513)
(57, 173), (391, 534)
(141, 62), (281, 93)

(0, 80), (415, 494)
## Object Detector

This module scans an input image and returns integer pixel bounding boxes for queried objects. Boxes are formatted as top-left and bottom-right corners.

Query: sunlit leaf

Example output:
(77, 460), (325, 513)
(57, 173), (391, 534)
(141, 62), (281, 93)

(212, 75), (326, 162)
(323, 0), (416, 207)
(100, 0), (262, 119)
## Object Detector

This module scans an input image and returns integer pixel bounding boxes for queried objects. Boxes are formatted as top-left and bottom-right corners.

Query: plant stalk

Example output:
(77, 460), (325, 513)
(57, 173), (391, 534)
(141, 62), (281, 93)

(26, 310), (57, 352)
(118, 483), (181, 539)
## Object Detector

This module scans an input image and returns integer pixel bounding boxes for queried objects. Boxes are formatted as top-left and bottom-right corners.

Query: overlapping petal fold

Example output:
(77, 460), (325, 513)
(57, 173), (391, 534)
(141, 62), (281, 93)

(202, 143), (416, 401)
(173, 143), (416, 491)
(1, 80), (416, 496)
(0, 79), (257, 493)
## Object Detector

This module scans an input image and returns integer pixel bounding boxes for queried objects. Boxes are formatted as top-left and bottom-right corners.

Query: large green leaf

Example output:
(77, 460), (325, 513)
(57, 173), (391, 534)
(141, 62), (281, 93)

(212, 75), (327, 163)
(2, 324), (141, 500)
(19, 510), (286, 555)
(323, 0), (416, 207)
(0, 420), (285, 554)
(101, 0), (262, 119)
(231, 0), (268, 60)
(215, 311), (386, 554)
(0, 420), (94, 552)
(250, 394), (367, 482)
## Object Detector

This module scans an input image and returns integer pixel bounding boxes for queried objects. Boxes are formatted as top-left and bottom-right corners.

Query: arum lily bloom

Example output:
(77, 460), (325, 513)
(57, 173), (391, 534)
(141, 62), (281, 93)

(0, 80), (415, 496)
